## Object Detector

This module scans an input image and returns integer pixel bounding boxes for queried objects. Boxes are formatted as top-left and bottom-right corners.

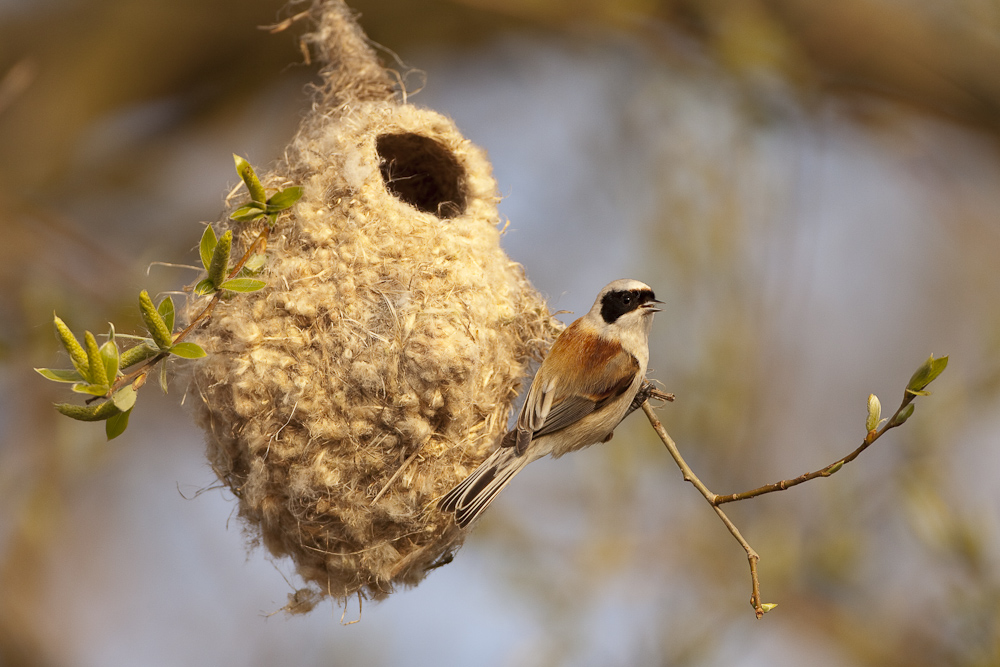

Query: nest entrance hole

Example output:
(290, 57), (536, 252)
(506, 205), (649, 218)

(377, 133), (467, 218)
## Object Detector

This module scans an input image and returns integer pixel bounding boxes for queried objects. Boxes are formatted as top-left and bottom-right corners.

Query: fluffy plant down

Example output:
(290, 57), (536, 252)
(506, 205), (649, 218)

(186, 0), (560, 608)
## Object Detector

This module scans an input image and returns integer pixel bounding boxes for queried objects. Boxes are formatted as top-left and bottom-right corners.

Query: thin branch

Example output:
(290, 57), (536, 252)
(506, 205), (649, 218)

(107, 226), (270, 396)
(108, 296), (218, 394)
(641, 364), (939, 620)
(712, 393), (915, 505)
(228, 226), (270, 279)
(641, 401), (767, 618)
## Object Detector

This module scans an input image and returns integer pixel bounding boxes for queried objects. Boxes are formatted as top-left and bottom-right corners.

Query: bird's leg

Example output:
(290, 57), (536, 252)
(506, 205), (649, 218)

(623, 379), (674, 420)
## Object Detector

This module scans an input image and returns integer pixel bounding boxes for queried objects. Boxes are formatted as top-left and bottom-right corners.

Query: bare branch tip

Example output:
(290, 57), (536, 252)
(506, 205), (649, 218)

(649, 388), (675, 402)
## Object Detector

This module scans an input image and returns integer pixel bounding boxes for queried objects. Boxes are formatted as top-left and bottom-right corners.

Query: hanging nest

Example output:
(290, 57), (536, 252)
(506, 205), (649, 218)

(186, 0), (560, 608)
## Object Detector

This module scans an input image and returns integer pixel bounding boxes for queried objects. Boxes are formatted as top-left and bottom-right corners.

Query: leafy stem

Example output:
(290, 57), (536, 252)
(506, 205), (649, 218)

(106, 224), (270, 396)
(36, 156), (294, 440)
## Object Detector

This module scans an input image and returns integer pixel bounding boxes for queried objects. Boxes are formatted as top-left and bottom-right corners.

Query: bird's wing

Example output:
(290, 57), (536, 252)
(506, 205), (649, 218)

(531, 371), (635, 438)
(507, 324), (640, 454)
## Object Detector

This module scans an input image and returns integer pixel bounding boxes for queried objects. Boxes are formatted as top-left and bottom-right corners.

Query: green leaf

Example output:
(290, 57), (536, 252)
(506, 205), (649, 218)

(35, 367), (85, 383)
(72, 382), (110, 396)
(119, 341), (158, 369)
(230, 203), (265, 222)
(759, 603), (778, 614)
(106, 408), (132, 440)
(906, 354), (949, 395)
(112, 333), (155, 341)
(169, 342), (206, 359)
(234, 154), (267, 204)
(265, 186), (303, 211)
(199, 225), (217, 272)
(139, 290), (173, 351)
(84, 331), (108, 386)
(208, 230), (233, 289)
(220, 278), (266, 293)
(157, 296), (175, 333)
(112, 384), (137, 412)
(241, 253), (266, 275)
(54, 400), (120, 422)
(54, 314), (89, 378)
(194, 278), (216, 296)
(100, 339), (119, 383)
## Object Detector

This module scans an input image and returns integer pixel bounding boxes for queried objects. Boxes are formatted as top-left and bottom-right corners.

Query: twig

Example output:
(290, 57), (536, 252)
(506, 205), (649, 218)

(108, 296), (218, 394)
(641, 401), (767, 618)
(370, 439), (427, 506)
(259, 9), (311, 35)
(108, 226), (270, 396)
(712, 394), (914, 504)
(229, 226), (270, 278)
(641, 363), (941, 619)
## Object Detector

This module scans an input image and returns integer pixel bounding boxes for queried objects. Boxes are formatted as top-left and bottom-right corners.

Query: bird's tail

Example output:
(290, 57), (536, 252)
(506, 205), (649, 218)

(438, 446), (532, 528)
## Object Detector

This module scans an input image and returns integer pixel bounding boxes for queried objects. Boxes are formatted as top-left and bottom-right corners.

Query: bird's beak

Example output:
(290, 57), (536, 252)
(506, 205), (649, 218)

(642, 299), (663, 313)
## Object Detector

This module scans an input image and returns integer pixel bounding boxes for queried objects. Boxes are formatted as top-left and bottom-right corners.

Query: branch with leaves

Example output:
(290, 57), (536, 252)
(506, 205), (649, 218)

(35, 155), (301, 439)
(642, 354), (948, 618)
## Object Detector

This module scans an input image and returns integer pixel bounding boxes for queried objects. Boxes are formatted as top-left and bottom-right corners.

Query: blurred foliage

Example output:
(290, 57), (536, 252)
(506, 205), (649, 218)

(2, 0), (1000, 666)
(451, 0), (1000, 132)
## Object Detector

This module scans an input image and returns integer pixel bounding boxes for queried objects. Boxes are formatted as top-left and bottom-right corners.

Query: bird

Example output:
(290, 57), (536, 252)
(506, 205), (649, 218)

(438, 278), (661, 528)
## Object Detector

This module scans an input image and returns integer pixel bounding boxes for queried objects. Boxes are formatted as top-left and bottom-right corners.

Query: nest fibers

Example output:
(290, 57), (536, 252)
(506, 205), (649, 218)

(186, 0), (560, 607)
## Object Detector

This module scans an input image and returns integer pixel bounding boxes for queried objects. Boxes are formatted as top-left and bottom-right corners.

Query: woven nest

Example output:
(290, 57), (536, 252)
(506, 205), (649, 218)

(186, 0), (560, 608)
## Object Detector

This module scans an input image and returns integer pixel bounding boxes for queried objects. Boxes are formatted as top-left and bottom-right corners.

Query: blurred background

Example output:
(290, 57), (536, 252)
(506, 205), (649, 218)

(2, 0), (1000, 665)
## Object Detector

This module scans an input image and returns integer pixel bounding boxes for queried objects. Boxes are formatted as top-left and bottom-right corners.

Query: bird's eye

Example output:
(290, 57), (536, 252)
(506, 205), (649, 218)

(621, 294), (632, 305)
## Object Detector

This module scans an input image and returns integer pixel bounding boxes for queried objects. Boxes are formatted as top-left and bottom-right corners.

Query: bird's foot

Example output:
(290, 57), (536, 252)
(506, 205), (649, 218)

(628, 380), (674, 416)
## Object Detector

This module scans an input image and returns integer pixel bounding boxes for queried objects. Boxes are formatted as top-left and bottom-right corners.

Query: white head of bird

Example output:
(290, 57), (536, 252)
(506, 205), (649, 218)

(439, 278), (661, 527)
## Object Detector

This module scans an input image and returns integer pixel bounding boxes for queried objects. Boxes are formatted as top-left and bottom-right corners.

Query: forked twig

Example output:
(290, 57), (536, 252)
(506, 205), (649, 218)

(641, 401), (766, 618)
(641, 354), (947, 618)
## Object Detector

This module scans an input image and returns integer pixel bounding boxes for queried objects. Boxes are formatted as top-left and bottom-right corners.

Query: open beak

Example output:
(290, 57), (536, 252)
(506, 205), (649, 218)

(642, 298), (664, 313)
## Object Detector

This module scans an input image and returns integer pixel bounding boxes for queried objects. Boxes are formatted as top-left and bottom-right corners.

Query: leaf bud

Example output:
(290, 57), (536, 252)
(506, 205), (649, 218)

(54, 314), (88, 378)
(889, 403), (915, 428)
(906, 354), (949, 396)
(866, 394), (881, 433)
